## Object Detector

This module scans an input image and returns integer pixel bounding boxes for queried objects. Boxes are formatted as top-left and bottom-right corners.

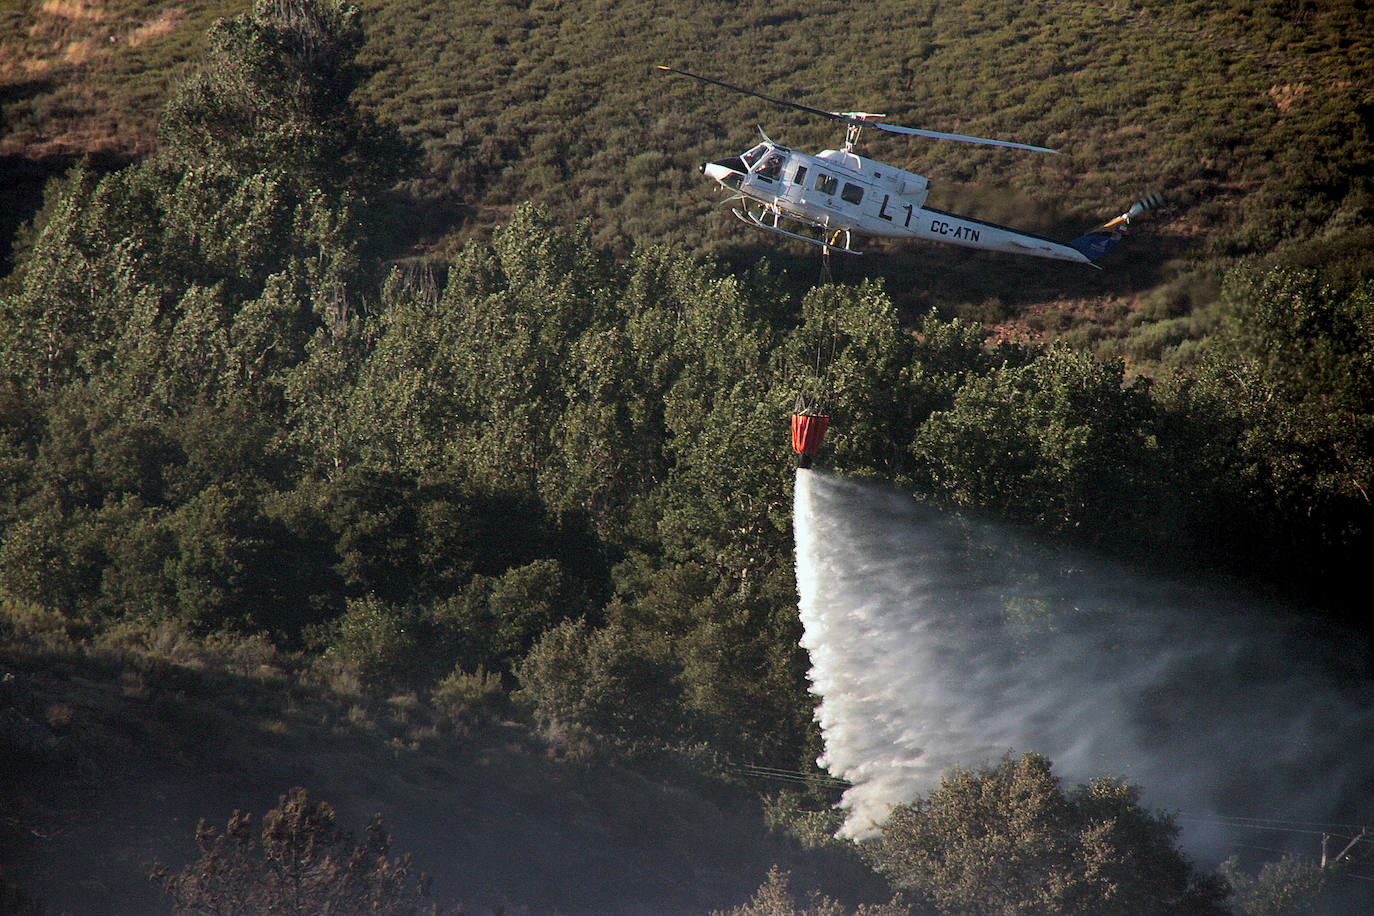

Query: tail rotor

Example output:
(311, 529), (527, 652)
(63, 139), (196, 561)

(1068, 192), (1164, 263)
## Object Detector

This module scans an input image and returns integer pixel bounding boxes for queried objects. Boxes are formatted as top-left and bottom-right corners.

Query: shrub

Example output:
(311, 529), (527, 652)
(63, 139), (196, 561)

(429, 664), (506, 733)
(514, 617), (683, 746)
(152, 787), (449, 915)
(321, 595), (418, 692)
(871, 752), (1229, 916)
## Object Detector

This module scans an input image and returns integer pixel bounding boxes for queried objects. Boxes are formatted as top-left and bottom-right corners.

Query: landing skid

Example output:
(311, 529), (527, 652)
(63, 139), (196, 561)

(731, 205), (862, 256)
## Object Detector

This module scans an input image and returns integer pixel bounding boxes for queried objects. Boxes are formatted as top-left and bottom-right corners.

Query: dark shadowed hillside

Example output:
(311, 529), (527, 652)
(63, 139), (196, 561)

(1, 617), (879, 914)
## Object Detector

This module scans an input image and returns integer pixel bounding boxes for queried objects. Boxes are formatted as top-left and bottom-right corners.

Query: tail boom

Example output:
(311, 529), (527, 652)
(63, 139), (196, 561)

(1068, 192), (1164, 263)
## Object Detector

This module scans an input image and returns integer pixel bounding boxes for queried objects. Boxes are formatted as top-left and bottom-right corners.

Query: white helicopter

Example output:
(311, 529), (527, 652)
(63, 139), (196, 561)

(659, 66), (1161, 265)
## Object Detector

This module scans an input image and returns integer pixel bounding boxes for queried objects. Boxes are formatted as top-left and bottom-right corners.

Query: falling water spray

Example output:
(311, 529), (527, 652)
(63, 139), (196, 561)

(794, 469), (1374, 866)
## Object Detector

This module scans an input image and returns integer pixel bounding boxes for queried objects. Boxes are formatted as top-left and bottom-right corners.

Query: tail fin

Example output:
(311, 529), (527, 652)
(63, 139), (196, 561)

(1069, 192), (1164, 262)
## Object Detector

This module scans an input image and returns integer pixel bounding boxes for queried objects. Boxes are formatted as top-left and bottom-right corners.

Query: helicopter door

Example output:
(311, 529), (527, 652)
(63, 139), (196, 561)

(780, 161), (807, 203)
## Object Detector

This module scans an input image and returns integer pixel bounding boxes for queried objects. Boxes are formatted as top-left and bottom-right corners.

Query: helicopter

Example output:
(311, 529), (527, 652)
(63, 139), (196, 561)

(658, 66), (1161, 265)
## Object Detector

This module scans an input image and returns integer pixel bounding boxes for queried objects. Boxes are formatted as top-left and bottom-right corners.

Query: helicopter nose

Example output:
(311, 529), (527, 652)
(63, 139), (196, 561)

(702, 160), (743, 187)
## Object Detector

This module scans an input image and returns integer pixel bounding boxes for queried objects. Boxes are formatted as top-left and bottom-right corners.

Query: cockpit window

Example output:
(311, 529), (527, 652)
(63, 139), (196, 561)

(741, 144), (768, 169)
(758, 152), (785, 181)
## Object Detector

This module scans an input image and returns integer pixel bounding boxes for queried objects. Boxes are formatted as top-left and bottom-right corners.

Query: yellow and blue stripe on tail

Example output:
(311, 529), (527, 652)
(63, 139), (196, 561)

(1069, 192), (1164, 262)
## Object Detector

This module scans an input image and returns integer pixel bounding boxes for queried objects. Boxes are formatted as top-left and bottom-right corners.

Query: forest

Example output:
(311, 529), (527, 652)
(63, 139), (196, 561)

(1, 0), (1372, 912)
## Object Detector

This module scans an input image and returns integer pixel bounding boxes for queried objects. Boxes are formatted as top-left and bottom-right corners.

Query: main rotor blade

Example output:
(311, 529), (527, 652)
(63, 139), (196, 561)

(869, 121), (1058, 154)
(657, 66), (848, 124)
(656, 65), (1058, 154)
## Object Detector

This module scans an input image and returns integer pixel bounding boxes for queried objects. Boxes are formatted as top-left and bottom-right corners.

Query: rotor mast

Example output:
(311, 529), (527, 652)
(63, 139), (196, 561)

(840, 113), (884, 153)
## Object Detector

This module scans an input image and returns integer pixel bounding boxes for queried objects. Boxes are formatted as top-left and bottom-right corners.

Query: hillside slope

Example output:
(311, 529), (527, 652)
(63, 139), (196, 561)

(1, 617), (875, 914)
(4, 0), (1372, 338)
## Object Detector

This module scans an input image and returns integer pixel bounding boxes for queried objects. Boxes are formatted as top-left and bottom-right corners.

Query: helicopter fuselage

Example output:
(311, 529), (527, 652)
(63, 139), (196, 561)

(702, 140), (1094, 263)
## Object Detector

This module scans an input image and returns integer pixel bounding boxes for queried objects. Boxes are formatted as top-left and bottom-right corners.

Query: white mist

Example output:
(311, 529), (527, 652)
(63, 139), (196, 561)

(794, 470), (1374, 863)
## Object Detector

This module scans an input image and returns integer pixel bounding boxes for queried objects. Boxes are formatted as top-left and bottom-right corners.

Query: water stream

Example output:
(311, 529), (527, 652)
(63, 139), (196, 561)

(794, 469), (1374, 872)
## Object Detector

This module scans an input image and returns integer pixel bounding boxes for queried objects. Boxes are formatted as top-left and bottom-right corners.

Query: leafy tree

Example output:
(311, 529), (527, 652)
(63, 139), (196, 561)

(0, 167), (122, 397)
(0, 0), (407, 410)
(282, 280), (376, 474)
(162, 481), (287, 629)
(0, 0), (422, 640)
(783, 282), (917, 478)
(153, 787), (449, 915)
(0, 506), (89, 615)
(90, 495), (178, 620)
(321, 594), (420, 690)
(0, 382), (35, 522)
(906, 310), (1032, 421)
(515, 617), (686, 746)
(870, 752), (1229, 916)
(1155, 265), (1374, 601)
(298, 467), (454, 604)
(911, 345), (1158, 536)
(336, 208), (622, 502)
(432, 559), (572, 664)
(714, 864), (905, 916)
(1213, 267), (1374, 517)
(157, 0), (411, 197)
(603, 551), (811, 762)
(1220, 855), (1328, 916)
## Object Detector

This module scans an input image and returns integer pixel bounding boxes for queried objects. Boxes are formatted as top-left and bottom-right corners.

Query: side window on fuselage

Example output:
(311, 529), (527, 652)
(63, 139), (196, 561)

(841, 182), (864, 205)
(814, 173), (837, 195)
(792, 165), (808, 185)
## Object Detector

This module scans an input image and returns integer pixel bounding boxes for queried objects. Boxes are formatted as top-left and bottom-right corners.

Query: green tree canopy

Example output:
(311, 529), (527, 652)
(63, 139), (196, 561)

(911, 345), (1158, 536)
(1154, 265), (1374, 602)
(158, 0), (411, 194)
(870, 752), (1229, 916)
